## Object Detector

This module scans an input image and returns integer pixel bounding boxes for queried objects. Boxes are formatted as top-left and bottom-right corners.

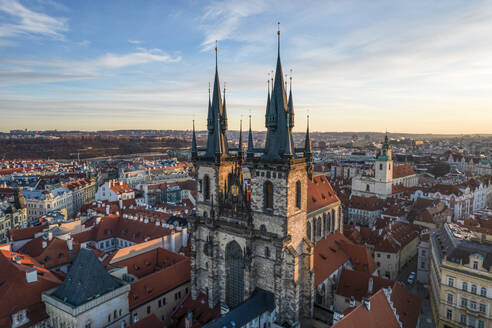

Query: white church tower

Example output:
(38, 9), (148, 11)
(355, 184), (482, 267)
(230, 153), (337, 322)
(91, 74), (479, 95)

(374, 134), (393, 197)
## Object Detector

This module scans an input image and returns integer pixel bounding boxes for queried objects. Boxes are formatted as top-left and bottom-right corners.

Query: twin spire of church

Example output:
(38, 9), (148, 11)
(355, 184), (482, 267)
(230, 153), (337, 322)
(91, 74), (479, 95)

(205, 42), (229, 159)
(194, 25), (311, 162)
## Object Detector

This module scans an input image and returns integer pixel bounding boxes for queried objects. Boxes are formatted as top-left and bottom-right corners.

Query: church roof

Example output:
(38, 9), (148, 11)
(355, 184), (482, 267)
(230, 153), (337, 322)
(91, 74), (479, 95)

(202, 288), (275, 328)
(52, 248), (122, 307)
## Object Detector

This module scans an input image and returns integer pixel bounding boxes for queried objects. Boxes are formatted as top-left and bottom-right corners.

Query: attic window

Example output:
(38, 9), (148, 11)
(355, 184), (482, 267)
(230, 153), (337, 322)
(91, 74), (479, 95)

(44, 256), (50, 262)
(312, 197), (316, 202)
(58, 253), (65, 258)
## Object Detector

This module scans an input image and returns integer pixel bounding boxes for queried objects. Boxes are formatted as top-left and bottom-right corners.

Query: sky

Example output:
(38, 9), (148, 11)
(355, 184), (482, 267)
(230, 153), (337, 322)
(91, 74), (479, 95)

(0, 0), (491, 134)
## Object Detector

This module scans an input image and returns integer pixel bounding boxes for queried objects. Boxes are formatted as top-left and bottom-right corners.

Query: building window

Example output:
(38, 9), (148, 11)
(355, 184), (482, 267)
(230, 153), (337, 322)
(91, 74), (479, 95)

(460, 314), (466, 324)
(462, 282), (468, 291)
(469, 317), (476, 327)
(480, 287), (486, 297)
(478, 320), (484, 328)
(379, 164), (383, 170)
(264, 181), (273, 210)
(470, 301), (477, 310)
(473, 261), (478, 269)
(461, 298), (467, 307)
(158, 300), (162, 307)
(446, 309), (452, 320)
(108, 314), (111, 323)
(471, 284), (477, 294)
(162, 297), (166, 305)
(387, 254), (390, 259)
(447, 293), (453, 304)
(204, 175), (210, 201)
(85, 321), (92, 328)
(296, 180), (301, 209)
(480, 303), (486, 313)
(265, 247), (270, 258)
(147, 306), (151, 314)
(448, 277), (454, 287)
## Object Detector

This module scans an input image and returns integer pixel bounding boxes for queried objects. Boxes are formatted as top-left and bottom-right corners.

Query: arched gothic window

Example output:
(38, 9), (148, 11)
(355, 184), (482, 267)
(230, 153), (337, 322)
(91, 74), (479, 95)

(264, 181), (273, 210)
(316, 218), (322, 238)
(225, 241), (244, 308)
(204, 175), (211, 201)
(296, 180), (301, 209)
(265, 247), (270, 258)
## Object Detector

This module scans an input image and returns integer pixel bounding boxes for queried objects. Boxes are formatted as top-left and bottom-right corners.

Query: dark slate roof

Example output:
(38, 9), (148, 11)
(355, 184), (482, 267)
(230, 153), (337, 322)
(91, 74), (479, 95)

(52, 248), (122, 307)
(203, 288), (275, 328)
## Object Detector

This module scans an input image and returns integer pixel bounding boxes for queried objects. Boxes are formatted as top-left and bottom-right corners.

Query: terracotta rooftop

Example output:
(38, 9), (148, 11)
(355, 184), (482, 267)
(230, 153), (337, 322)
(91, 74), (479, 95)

(0, 250), (61, 327)
(393, 164), (416, 179)
(336, 269), (393, 302)
(307, 175), (340, 213)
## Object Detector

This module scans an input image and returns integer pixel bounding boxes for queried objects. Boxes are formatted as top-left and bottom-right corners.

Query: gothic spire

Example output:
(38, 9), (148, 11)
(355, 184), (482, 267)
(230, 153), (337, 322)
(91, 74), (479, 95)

(247, 114), (254, 157)
(304, 115), (312, 155)
(207, 82), (213, 131)
(263, 23), (294, 160)
(288, 72), (294, 128)
(205, 41), (228, 159)
(221, 84), (228, 132)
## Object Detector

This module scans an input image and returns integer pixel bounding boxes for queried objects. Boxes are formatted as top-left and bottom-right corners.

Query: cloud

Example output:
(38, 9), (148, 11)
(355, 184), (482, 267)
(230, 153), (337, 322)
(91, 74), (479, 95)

(0, 0), (68, 42)
(0, 47), (182, 85)
(200, 0), (267, 50)
(128, 39), (142, 44)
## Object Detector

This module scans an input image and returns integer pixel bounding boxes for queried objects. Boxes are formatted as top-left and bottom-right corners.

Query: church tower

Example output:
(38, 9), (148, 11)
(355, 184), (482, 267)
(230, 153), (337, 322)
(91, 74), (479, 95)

(374, 133), (393, 196)
(189, 27), (314, 326)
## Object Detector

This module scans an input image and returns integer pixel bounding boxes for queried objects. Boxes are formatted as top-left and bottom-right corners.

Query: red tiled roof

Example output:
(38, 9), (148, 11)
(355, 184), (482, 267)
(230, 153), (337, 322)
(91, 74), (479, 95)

(20, 237), (80, 269)
(72, 215), (172, 244)
(171, 293), (221, 328)
(307, 175), (340, 213)
(128, 314), (163, 328)
(336, 269), (393, 301)
(0, 250), (61, 327)
(109, 180), (133, 194)
(9, 225), (45, 241)
(392, 164), (416, 179)
(349, 196), (384, 212)
(314, 232), (352, 285)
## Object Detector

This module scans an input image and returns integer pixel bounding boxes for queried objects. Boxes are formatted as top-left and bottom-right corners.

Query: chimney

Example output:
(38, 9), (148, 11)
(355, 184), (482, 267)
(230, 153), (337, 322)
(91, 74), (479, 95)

(42, 241), (47, 248)
(26, 268), (37, 283)
(170, 232), (176, 252)
(106, 205), (110, 215)
(185, 310), (193, 328)
(48, 232), (53, 241)
(96, 217), (102, 224)
(362, 298), (370, 311)
(182, 227), (188, 247)
(119, 198), (123, 209)
(368, 277), (374, 295)
(67, 238), (73, 251)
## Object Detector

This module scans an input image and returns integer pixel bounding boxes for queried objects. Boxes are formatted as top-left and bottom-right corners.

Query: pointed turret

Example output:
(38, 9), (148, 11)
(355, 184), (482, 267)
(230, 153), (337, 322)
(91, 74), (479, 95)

(247, 115), (254, 158)
(304, 115), (312, 155)
(205, 42), (229, 159)
(191, 120), (198, 160)
(207, 83), (213, 131)
(263, 23), (295, 160)
(288, 75), (294, 128)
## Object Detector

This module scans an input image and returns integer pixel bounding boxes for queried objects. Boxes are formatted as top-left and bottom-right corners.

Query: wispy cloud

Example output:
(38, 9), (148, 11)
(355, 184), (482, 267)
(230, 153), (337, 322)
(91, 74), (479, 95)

(200, 0), (267, 50)
(0, 0), (68, 42)
(128, 39), (142, 44)
(0, 47), (182, 85)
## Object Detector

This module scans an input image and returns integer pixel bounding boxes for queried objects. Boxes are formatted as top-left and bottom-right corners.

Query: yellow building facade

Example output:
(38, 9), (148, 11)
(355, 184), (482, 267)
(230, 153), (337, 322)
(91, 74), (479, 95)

(430, 224), (491, 328)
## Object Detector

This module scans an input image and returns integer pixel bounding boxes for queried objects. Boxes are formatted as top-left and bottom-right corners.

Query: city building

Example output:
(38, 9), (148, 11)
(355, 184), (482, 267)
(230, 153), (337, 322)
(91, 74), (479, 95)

(110, 247), (190, 326)
(0, 248), (61, 328)
(43, 248), (131, 328)
(95, 179), (135, 203)
(351, 135), (418, 199)
(429, 223), (492, 328)
(188, 30), (317, 325)
(332, 282), (422, 328)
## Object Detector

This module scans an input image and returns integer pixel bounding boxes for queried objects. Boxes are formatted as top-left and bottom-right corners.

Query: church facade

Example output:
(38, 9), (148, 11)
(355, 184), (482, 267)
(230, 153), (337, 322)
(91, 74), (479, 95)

(188, 31), (317, 326)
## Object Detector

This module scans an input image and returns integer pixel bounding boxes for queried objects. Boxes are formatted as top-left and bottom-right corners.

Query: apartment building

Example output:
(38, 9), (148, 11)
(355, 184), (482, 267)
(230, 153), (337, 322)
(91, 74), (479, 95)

(429, 223), (492, 328)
